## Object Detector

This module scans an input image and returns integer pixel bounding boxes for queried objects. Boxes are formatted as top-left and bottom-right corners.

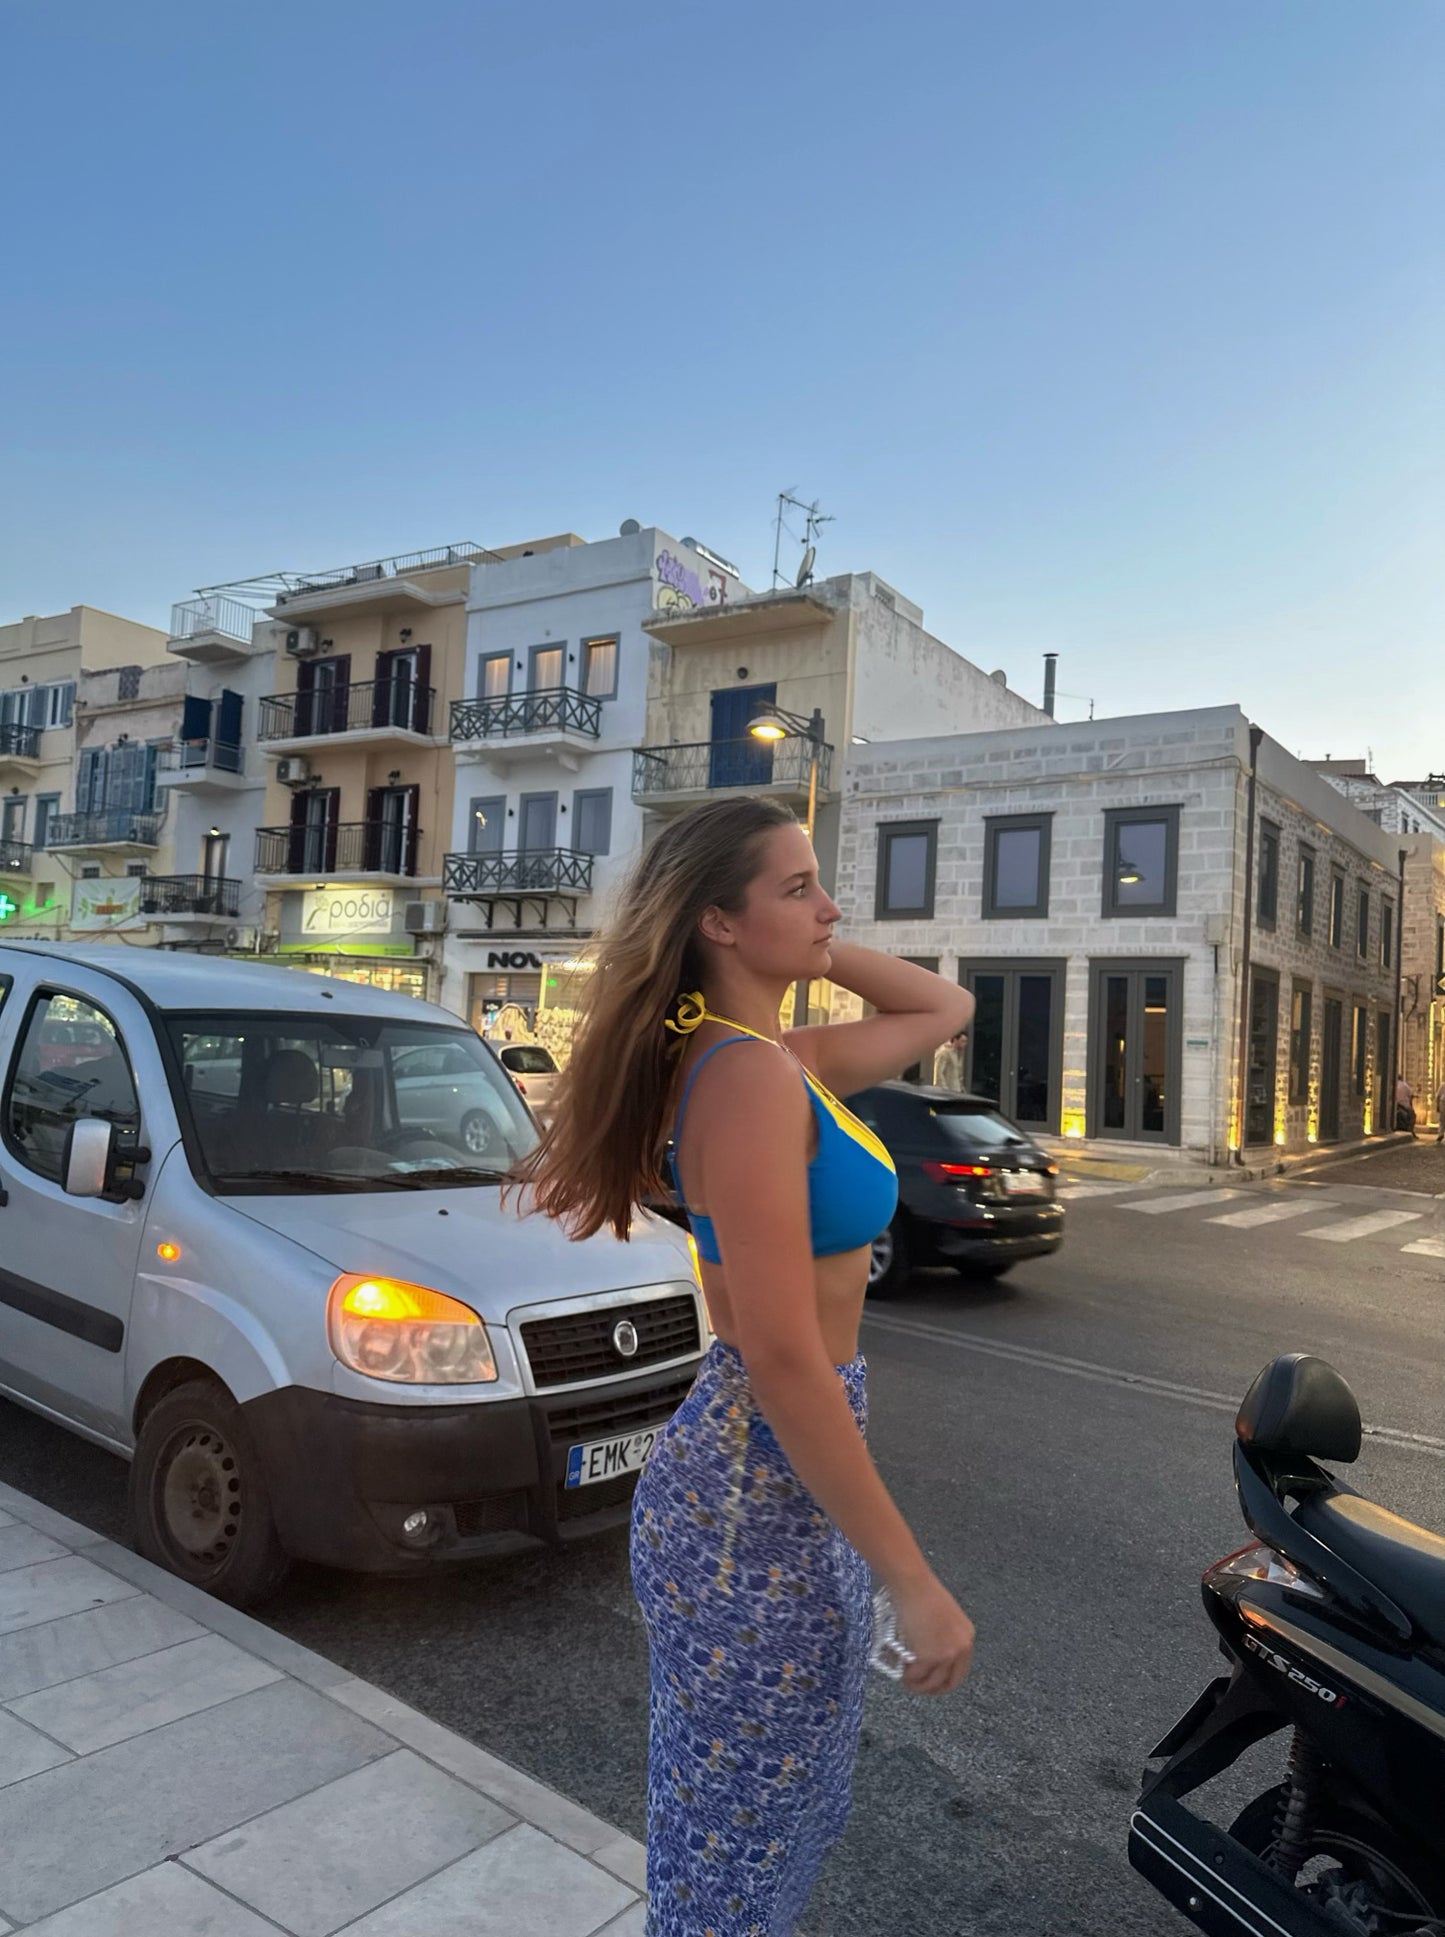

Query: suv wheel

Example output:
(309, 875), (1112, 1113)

(867, 1215), (910, 1299)
(129, 1379), (291, 1608)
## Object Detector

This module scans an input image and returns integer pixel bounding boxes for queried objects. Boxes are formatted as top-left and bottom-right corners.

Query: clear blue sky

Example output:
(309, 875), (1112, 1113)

(3, 1), (1440, 777)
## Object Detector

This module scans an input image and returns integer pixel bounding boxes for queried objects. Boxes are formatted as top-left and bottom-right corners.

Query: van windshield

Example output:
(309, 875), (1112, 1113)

(164, 1012), (540, 1194)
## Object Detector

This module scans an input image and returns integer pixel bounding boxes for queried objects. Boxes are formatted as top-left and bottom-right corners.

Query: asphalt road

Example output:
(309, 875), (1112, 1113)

(3, 1144), (1442, 1935)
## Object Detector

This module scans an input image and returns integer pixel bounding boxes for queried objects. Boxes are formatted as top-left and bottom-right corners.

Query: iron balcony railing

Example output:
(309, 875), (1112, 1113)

(158, 739), (245, 777)
(168, 594), (257, 644)
(0, 837), (32, 874)
(255, 820), (420, 878)
(258, 679), (436, 742)
(631, 735), (834, 798)
(450, 688), (602, 746)
(0, 724), (41, 761)
(444, 848), (594, 897)
(273, 543), (501, 602)
(137, 875), (242, 918)
(46, 812), (163, 849)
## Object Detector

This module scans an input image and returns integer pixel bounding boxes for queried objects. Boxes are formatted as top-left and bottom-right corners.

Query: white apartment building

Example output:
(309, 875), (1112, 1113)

(834, 707), (1401, 1165)
(439, 526), (747, 1034)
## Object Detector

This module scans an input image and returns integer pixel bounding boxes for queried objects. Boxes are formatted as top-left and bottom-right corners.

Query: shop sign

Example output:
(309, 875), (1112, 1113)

(71, 878), (145, 931)
(480, 946), (590, 971)
(302, 887), (396, 939)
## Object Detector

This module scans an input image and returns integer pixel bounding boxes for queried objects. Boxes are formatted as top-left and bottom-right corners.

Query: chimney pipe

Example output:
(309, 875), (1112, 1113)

(1042, 653), (1058, 718)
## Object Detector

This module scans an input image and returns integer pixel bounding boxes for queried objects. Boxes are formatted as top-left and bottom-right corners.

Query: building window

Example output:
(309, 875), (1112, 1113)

(982, 814), (1051, 919)
(1329, 873), (1345, 949)
(875, 820), (938, 920)
(32, 795), (58, 850)
(573, 787), (613, 856)
(479, 652), (510, 700)
(125, 861), (149, 879)
(1296, 847), (1315, 937)
(80, 864), (101, 880)
(1289, 985), (1312, 1104)
(1257, 821), (1279, 928)
(45, 683), (75, 728)
(1352, 1004), (1368, 1097)
(581, 636), (619, 700)
(1356, 888), (1369, 961)
(1102, 806), (1180, 917)
(1382, 899), (1394, 970)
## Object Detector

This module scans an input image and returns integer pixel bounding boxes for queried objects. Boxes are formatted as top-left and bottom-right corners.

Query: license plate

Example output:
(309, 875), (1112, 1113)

(999, 1169), (1046, 1196)
(565, 1428), (659, 1488)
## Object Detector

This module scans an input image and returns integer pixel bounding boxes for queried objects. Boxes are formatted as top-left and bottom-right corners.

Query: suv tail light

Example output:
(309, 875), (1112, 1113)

(922, 1160), (991, 1183)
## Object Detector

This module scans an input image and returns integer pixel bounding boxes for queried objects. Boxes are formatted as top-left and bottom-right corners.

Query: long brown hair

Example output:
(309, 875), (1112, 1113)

(513, 795), (797, 1240)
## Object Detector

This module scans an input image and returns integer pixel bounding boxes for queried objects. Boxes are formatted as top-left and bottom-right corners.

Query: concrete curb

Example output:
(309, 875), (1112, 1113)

(0, 1477), (648, 1930)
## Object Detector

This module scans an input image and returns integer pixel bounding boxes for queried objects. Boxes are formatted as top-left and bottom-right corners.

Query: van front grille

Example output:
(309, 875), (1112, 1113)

(557, 1472), (639, 1521)
(520, 1294), (700, 1388)
(546, 1371), (696, 1446)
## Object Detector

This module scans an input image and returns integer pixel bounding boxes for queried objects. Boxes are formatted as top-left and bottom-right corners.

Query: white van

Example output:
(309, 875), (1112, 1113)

(0, 944), (705, 1604)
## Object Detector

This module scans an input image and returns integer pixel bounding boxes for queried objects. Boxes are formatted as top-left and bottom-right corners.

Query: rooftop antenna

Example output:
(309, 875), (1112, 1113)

(772, 491), (834, 590)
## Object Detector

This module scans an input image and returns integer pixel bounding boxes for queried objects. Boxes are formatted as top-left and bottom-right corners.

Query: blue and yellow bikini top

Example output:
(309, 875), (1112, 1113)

(665, 998), (898, 1265)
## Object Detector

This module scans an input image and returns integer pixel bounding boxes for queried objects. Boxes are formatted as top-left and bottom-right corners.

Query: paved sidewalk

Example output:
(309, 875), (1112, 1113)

(0, 1479), (646, 1935)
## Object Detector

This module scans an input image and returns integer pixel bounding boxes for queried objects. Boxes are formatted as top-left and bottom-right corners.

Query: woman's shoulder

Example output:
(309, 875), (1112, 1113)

(682, 1029), (806, 1115)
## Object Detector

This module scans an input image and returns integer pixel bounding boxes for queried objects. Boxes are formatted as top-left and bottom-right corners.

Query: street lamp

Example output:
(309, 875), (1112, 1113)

(749, 704), (828, 1025)
(747, 705), (827, 842)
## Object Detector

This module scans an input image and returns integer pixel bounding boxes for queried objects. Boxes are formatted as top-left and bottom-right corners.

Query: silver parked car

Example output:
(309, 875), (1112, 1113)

(495, 1043), (561, 1122)
(0, 944), (705, 1606)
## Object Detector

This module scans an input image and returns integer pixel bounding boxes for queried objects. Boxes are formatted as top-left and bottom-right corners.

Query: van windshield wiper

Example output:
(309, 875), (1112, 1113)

(210, 1167), (423, 1193)
(393, 1165), (510, 1186)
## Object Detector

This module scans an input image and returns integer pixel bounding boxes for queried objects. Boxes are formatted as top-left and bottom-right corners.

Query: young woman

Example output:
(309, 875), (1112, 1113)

(521, 795), (976, 1937)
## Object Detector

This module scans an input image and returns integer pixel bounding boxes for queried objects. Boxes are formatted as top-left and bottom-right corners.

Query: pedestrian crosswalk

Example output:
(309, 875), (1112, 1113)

(1053, 1178), (1440, 1260)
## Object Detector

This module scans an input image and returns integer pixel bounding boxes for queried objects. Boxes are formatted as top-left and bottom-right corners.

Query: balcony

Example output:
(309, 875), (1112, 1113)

(0, 837), (32, 877)
(267, 544), (497, 623)
(167, 594), (262, 666)
(0, 724), (42, 776)
(257, 680), (438, 753)
(631, 736), (834, 811)
(444, 848), (593, 927)
(156, 739), (248, 793)
(137, 875), (242, 921)
(450, 689), (602, 770)
(46, 812), (162, 852)
(255, 820), (421, 885)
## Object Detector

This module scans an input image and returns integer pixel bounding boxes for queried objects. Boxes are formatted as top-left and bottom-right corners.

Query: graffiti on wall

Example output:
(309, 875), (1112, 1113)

(655, 549), (729, 614)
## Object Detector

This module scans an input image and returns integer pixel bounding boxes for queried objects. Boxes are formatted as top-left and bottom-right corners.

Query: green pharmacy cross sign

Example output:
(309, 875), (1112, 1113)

(0, 892), (17, 923)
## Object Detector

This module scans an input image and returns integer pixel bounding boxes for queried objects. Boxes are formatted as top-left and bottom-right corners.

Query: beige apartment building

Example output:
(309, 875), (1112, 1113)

(0, 605), (170, 938)
(238, 545), (487, 1001)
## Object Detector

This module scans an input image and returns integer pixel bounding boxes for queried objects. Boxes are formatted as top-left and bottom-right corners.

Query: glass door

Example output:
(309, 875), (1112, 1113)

(1245, 972), (1279, 1146)
(1320, 998), (1343, 1142)
(961, 961), (1064, 1132)
(1090, 962), (1182, 1143)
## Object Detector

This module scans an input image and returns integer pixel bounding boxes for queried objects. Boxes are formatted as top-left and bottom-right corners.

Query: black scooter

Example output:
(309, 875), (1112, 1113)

(1130, 1353), (1445, 1937)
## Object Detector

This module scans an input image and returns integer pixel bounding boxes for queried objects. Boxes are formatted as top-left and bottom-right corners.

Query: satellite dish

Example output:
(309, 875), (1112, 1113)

(619, 518), (641, 536)
(795, 545), (816, 587)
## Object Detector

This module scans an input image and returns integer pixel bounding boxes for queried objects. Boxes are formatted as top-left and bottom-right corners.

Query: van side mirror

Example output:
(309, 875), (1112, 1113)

(62, 1118), (114, 1197)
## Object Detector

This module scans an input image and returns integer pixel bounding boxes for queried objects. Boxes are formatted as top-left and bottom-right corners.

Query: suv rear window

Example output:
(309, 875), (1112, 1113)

(925, 1101), (1032, 1149)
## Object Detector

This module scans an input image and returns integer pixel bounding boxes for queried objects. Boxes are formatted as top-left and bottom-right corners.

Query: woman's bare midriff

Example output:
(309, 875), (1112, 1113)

(698, 1245), (872, 1369)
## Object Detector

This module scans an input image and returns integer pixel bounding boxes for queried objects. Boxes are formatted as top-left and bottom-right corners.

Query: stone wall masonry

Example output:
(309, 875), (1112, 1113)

(1400, 835), (1445, 1112)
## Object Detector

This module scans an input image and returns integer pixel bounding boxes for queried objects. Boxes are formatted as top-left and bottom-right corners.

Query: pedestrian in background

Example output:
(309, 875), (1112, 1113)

(1396, 1074), (1416, 1137)
(1435, 1076), (1445, 1145)
(518, 796), (976, 1937)
(933, 1027), (968, 1091)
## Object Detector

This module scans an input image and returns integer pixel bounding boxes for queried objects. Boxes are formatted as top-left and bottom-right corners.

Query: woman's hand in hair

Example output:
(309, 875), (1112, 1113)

(789, 944), (974, 1098)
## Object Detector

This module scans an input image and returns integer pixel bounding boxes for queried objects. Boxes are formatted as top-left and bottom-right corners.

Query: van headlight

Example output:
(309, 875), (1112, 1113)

(327, 1275), (498, 1385)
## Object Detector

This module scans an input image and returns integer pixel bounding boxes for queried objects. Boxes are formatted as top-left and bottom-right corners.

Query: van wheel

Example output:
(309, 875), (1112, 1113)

(866, 1216), (911, 1299)
(129, 1380), (291, 1608)
(460, 1110), (498, 1158)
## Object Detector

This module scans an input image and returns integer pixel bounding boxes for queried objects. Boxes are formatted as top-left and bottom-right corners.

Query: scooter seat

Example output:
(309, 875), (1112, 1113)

(1293, 1491), (1445, 1647)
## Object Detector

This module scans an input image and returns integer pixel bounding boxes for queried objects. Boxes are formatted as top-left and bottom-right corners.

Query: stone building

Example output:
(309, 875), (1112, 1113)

(831, 706), (1401, 1166)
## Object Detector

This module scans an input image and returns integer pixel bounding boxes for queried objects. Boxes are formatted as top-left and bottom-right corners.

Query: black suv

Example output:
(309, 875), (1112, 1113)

(846, 1083), (1064, 1296)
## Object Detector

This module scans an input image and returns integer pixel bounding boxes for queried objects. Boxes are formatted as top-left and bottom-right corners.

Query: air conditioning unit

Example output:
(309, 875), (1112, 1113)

(284, 626), (319, 658)
(404, 900), (447, 936)
(276, 756), (312, 786)
(224, 926), (260, 951)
